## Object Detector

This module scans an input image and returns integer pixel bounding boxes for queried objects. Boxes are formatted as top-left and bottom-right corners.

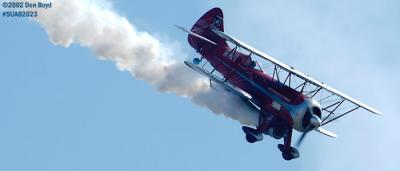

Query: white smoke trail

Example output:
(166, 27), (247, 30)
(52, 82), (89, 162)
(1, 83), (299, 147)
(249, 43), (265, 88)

(30, 0), (259, 126)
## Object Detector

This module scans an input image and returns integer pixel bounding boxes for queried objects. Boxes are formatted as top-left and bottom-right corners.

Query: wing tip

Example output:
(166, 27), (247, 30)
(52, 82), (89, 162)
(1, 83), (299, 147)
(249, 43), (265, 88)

(366, 107), (383, 115)
(373, 110), (383, 115)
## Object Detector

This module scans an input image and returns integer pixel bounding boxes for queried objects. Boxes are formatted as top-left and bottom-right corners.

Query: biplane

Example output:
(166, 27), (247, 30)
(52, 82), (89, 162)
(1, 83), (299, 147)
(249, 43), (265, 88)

(176, 8), (382, 160)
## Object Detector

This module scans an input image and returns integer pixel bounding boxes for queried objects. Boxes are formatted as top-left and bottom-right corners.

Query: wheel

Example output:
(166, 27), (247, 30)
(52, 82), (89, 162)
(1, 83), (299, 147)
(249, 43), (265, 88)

(282, 151), (295, 160)
(278, 144), (300, 160)
(246, 134), (257, 143)
(282, 149), (299, 160)
(290, 147), (300, 158)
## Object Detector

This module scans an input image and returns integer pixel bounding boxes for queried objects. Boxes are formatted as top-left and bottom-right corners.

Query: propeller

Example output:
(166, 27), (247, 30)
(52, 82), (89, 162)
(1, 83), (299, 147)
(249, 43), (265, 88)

(296, 132), (308, 147)
(296, 110), (337, 147)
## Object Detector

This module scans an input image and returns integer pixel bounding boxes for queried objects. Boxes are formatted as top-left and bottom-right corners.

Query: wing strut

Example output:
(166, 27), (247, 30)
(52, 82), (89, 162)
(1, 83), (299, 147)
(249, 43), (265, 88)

(322, 106), (360, 126)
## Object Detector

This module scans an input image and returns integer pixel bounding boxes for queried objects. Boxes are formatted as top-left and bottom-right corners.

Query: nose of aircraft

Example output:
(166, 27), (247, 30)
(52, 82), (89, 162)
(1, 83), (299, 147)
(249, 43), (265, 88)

(310, 114), (321, 128)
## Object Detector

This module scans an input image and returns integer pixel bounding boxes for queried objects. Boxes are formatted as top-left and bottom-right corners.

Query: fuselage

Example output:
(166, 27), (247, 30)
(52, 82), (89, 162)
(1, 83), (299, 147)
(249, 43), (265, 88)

(198, 45), (320, 132)
(187, 7), (322, 134)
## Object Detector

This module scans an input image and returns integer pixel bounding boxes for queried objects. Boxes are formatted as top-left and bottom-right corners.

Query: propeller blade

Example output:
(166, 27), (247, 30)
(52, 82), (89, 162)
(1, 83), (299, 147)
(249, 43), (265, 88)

(315, 127), (338, 138)
(296, 132), (308, 147)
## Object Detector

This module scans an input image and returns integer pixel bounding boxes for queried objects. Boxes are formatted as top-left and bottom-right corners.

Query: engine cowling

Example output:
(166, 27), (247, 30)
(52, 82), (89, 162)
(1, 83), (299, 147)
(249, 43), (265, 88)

(291, 98), (322, 132)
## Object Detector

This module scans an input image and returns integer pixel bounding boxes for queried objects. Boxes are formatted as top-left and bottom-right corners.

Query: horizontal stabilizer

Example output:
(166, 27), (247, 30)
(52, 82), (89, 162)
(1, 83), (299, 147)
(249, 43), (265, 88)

(175, 25), (217, 46)
(212, 28), (243, 47)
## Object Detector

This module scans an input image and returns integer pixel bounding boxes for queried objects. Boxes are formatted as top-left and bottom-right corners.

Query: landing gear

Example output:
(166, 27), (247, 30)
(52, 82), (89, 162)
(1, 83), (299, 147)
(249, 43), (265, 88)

(277, 144), (300, 160)
(242, 126), (263, 143)
(246, 134), (257, 143)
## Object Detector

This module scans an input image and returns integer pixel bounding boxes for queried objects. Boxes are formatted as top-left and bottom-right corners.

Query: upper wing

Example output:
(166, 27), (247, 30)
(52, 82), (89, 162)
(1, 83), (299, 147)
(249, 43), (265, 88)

(212, 29), (381, 115)
(212, 29), (382, 125)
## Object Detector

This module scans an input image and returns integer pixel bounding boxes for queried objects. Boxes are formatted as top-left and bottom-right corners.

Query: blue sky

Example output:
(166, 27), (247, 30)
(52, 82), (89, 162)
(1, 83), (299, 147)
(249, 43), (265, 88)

(0, 0), (399, 171)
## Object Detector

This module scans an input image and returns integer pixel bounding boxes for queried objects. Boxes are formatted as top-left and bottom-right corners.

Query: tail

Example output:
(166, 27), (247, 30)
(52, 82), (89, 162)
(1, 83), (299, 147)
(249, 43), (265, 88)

(188, 7), (228, 50)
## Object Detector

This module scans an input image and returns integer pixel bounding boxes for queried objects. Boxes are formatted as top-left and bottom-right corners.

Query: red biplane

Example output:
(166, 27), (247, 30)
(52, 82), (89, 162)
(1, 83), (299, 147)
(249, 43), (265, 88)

(176, 8), (381, 160)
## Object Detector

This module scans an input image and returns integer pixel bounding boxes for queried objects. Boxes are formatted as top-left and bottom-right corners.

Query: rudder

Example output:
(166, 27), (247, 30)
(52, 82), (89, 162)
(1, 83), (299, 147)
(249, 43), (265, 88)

(188, 8), (228, 50)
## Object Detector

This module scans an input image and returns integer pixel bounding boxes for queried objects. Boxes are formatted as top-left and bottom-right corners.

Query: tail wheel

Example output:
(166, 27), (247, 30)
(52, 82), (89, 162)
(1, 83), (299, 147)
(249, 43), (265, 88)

(193, 58), (201, 65)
